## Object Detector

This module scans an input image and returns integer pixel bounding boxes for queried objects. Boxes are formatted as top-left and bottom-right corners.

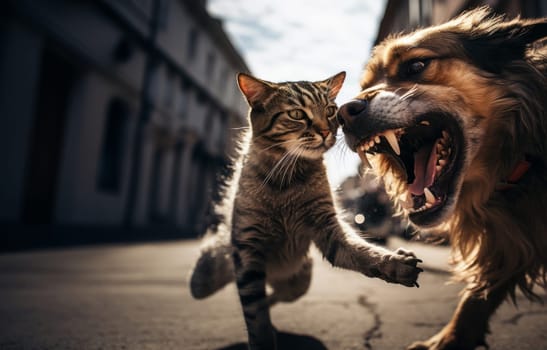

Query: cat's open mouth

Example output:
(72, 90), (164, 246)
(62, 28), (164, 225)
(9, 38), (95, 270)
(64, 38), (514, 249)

(354, 113), (464, 225)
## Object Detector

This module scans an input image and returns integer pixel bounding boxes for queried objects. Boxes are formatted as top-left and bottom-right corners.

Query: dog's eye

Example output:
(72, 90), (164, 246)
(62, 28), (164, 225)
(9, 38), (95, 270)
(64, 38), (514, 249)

(401, 59), (430, 78)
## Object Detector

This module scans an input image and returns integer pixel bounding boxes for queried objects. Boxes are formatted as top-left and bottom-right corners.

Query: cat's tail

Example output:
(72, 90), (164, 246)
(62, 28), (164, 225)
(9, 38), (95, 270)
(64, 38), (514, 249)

(189, 224), (235, 299)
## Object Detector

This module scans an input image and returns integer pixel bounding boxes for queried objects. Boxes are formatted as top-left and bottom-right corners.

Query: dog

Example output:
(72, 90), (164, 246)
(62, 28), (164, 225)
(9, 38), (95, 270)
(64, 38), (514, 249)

(337, 8), (547, 350)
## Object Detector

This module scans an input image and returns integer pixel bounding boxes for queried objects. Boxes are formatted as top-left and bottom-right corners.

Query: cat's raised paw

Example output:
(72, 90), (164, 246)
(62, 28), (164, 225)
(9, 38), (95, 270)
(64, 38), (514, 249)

(376, 248), (423, 288)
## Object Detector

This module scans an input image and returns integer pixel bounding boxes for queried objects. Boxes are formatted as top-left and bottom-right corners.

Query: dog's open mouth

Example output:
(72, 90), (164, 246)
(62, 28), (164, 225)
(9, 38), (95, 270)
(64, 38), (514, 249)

(354, 113), (463, 225)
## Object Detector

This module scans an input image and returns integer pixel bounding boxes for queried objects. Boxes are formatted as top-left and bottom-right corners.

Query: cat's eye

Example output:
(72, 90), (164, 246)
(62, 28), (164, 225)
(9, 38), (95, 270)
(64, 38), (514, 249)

(326, 106), (337, 118)
(288, 109), (306, 120)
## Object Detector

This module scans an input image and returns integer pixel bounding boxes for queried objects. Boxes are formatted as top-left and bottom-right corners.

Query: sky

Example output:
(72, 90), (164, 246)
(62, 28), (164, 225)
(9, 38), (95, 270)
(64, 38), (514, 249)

(207, 0), (387, 186)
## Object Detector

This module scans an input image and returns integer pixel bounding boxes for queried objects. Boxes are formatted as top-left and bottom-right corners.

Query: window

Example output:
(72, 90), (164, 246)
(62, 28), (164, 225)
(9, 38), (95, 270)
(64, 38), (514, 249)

(177, 80), (190, 120)
(206, 52), (216, 78)
(216, 113), (228, 150)
(164, 70), (176, 109)
(97, 98), (130, 193)
(119, 0), (152, 21)
(218, 67), (229, 90)
(157, 0), (170, 29)
(148, 64), (163, 104)
(187, 27), (199, 60)
(23, 46), (80, 223)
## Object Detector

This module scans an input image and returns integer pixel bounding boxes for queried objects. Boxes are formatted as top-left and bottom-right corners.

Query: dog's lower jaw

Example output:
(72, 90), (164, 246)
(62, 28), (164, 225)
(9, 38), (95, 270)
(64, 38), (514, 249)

(407, 287), (507, 350)
(406, 179), (463, 229)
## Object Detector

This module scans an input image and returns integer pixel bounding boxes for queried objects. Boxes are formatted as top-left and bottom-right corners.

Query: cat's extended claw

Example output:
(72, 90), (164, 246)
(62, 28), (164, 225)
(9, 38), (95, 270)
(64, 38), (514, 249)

(373, 249), (424, 288)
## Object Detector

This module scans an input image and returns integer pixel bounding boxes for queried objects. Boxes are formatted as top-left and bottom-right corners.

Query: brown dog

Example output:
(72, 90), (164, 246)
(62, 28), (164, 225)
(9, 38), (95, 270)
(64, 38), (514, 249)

(338, 8), (547, 350)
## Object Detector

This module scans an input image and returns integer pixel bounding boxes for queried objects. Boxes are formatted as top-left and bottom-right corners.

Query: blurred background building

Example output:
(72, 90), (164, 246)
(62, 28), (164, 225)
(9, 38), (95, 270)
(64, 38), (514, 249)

(0, 0), (249, 249)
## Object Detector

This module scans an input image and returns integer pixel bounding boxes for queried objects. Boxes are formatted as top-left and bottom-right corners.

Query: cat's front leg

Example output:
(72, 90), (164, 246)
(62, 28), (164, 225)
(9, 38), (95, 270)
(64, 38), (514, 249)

(313, 219), (423, 287)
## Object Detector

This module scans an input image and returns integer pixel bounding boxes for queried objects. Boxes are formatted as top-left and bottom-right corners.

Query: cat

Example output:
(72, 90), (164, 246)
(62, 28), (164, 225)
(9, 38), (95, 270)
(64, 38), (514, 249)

(189, 72), (423, 350)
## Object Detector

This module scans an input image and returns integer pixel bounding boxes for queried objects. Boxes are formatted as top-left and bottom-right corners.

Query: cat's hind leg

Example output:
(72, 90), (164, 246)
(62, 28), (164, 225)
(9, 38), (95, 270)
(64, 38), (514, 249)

(267, 255), (313, 306)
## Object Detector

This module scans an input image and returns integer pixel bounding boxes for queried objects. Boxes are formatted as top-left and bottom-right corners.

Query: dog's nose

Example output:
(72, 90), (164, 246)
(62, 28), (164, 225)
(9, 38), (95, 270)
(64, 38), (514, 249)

(337, 99), (368, 128)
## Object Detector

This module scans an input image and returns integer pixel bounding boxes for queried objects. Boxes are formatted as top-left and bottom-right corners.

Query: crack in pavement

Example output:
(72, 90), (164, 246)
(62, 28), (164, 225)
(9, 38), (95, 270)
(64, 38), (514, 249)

(411, 321), (447, 328)
(358, 295), (382, 350)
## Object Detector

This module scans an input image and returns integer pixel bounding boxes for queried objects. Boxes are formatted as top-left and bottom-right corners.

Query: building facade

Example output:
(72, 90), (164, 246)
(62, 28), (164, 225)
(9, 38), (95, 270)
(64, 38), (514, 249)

(0, 0), (249, 246)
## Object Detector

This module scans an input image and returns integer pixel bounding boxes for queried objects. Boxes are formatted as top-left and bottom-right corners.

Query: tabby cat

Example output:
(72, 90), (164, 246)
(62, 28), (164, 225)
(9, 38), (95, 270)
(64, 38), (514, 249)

(189, 72), (423, 350)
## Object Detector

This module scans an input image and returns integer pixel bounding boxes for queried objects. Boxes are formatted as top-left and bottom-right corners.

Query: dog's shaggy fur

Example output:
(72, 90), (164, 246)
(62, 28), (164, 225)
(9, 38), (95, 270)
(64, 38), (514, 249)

(338, 8), (547, 349)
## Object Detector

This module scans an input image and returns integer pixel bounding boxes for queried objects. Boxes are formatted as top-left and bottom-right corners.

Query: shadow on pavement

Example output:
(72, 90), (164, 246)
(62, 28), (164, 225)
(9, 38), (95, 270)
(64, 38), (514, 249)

(216, 330), (328, 350)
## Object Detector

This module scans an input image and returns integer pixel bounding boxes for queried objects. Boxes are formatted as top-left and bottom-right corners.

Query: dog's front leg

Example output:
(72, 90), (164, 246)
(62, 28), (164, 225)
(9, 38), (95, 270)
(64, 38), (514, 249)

(408, 286), (507, 350)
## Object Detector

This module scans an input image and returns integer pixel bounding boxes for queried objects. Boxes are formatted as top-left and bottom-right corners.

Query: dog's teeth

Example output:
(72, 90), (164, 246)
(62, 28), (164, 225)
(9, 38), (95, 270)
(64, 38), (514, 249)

(369, 140), (375, 148)
(383, 130), (401, 155)
(436, 144), (444, 157)
(374, 135), (381, 144)
(413, 204), (429, 213)
(358, 150), (372, 168)
(436, 165), (442, 172)
(424, 187), (435, 204)
(442, 130), (449, 140)
(420, 120), (430, 126)
(438, 159), (447, 166)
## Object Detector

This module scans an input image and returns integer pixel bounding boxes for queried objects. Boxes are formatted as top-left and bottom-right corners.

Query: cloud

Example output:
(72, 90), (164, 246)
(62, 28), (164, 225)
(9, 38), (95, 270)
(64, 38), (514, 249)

(208, 0), (387, 186)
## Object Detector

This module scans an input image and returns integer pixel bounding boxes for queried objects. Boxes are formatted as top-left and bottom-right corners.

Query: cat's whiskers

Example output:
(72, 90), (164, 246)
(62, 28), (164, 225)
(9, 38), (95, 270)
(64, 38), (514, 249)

(332, 138), (352, 164)
(280, 144), (305, 187)
(260, 149), (296, 188)
(255, 138), (299, 154)
(275, 144), (303, 187)
(261, 141), (307, 189)
(231, 126), (250, 130)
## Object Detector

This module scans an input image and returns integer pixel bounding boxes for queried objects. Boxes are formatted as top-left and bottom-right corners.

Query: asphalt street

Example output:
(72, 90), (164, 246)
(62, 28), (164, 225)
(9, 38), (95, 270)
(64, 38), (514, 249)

(0, 238), (545, 349)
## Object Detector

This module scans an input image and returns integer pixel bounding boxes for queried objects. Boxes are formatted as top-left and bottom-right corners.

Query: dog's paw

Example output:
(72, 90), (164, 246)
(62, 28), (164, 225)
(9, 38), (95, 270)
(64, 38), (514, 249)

(408, 332), (451, 350)
(408, 341), (434, 350)
(407, 331), (487, 350)
(408, 340), (473, 350)
(375, 247), (423, 287)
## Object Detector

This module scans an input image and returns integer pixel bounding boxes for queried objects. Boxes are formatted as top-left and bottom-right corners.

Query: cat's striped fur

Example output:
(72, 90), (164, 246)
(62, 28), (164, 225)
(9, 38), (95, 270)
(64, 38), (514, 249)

(189, 72), (423, 350)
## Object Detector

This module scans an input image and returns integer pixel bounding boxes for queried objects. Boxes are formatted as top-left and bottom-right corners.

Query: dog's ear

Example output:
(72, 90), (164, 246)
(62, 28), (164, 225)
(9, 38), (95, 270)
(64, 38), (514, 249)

(457, 9), (547, 73)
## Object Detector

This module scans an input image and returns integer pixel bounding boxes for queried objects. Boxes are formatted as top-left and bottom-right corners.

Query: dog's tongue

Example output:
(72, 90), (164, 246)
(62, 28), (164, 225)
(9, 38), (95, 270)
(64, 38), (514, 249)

(409, 140), (438, 195)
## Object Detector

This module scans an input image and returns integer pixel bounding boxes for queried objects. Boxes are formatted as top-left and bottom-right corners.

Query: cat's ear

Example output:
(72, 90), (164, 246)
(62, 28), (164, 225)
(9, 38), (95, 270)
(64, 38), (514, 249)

(322, 71), (346, 100)
(237, 73), (276, 108)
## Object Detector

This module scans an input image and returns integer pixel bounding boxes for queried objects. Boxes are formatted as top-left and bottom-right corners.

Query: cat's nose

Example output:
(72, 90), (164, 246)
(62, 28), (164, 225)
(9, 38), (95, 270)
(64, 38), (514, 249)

(337, 99), (368, 130)
(319, 129), (330, 139)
